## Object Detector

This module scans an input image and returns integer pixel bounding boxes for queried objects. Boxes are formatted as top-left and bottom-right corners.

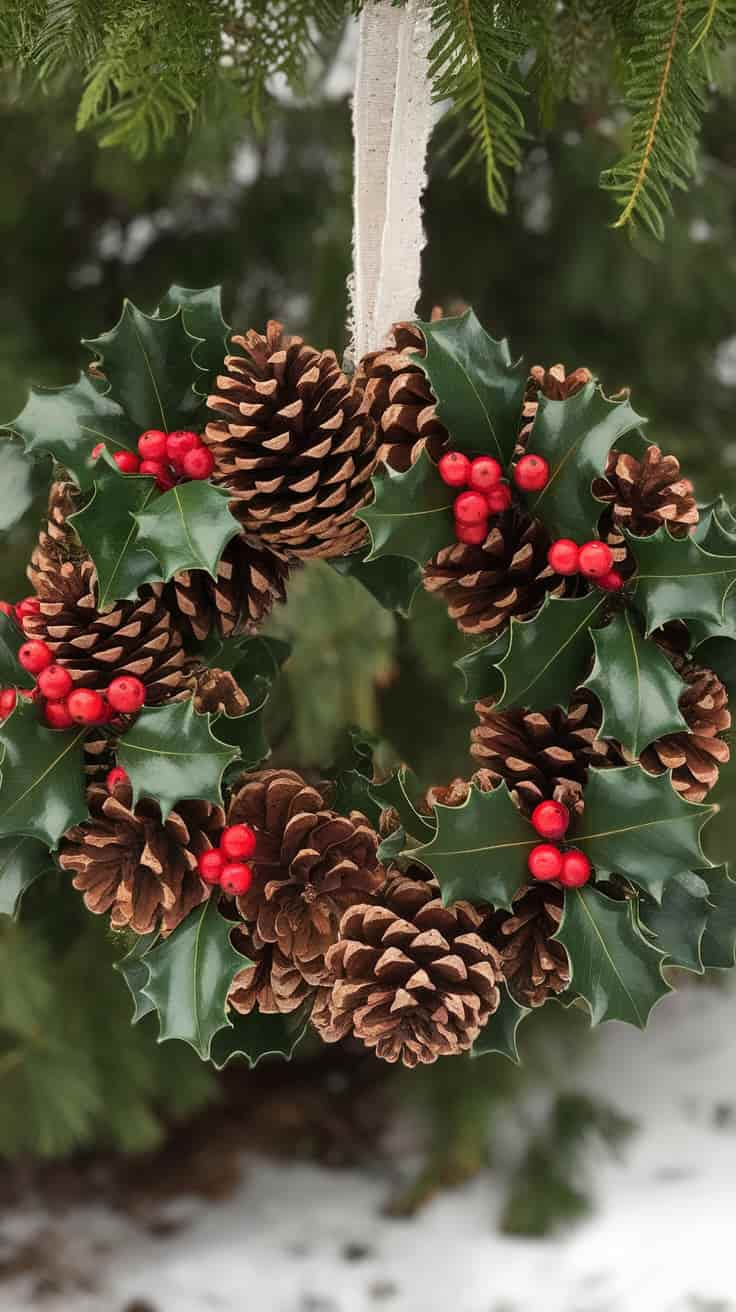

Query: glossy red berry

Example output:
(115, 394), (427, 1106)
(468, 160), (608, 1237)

(18, 639), (52, 675)
(37, 664), (74, 700)
(598, 569), (625, 593)
(182, 446), (215, 481)
(220, 823), (257, 861)
(198, 848), (225, 886)
(456, 521), (488, 546)
(454, 490), (488, 526)
(531, 799), (570, 841)
(92, 442), (105, 459)
(578, 540), (614, 579)
(137, 429), (169, 461)
(113, 450), (141, 475)
(44, 698), (75, 730)
(438, 451), (471, 488)
(139, 459), (175, 491)
(67, 688), (107, 725)
(469, 456), (503, 492)
(513, 454), (550, 493)
(528, 843), (564, 882)
(485, 483), (512, 514)
(107, 676), (146, 714)
(559, 849), (592, 888)
(547, 539), (580, 576)
(166, 430), (201, 469)
(106, 766), (129, 793)
(0, 602), (14, 619)
(15, 597), (40, 624)
(0, 688), (16, 719)
(220, 862), (253, 897)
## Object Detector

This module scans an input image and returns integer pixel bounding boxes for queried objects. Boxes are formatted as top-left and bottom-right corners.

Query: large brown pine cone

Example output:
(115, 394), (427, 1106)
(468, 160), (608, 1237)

(594, 445), (698, 539)
(228, 769), (386, 987)
(58, 782), (224, 936)
(166, 534), (292, 643)
(640, 653), (731, 802)
(314, 871), (503, 1067)
(518, 363), (593, 450)
(356, 321), (447, 472)
(228, 926), (313, 1016)
(489, 883), (570, 1008)
(204, 322), (377, 560)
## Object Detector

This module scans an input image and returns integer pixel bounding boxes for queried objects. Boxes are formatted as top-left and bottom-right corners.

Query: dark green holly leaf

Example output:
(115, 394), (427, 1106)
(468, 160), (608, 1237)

(134, 481), (241, 582)
(229, 635), (291, 699)
(117, 700), (239, 819)
(694, 496), (736, 550)
(330, 549), (422, 617)
(84, 300), (204, 434)
(213, 677), (270, 769)
(0, 835), (53, 918)
(408, 782), (535, 911)
(69, 462), (159, 609)
(114, 931), (159, 1023)
(370, 766), (434, 843)
(639, 871), (710, 973)
(0, 612), (34, 690)
(157, 285), (229, 396)
(412, 312), (526, 465)
(329, 728), (383, 827)
(528, 385), (645, 542)
(142, 898), (248, 1059)
(456, 630), (509, 704)
(555, 885), (669, 1027)
(693, 636), (736, 701)
(0, 436), (50, 535)
(357, 449), (455, 567)
(700, 867), (736, 969)
(211, 1008), (309, 1070)
(573, 766), (714, 900)
(583, 610), (688, 756)
(701, 734), (736, 869)
(629, 524), (736, 637)
(0, 703), (87, 848)
(472, 985), (530, 1062)
(5, 372), (139, 491)
(493, 592), (607, 713)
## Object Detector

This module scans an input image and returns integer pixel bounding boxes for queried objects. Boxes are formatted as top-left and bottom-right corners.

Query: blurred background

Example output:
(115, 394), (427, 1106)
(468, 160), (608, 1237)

(1, 28), (736, 1312)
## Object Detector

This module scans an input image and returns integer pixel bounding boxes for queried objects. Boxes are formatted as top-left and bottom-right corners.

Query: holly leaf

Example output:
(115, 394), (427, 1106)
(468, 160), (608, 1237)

(329, 728), (383, 827)
(0, 835), (53, 918)
(0, 703), (87, 848)
(412, 312), (526, 465)
(582, 610), (688, 756)
(492, 591), (608, 713)
(157, 284), (229, 396)
(134, 481), (241, 582)
(211, 1008), (309, 1070)
(117, 700), (239, 819)
(0, 612), (34, 690)
(701, 734), (736, 870)
(629, 523), (736, 636)
(330, 549), (422, 617)
(456, 631), (509, 704)
(638, 872), (710, 973)
(141, 898), (248, 1059)
(472, 985), (530, 1062)
(229, 635), (290, 698)
(528, 384), (645, 541)
(114, 931), (159, 1023)
(0, 436), (50, 535)
(357, 449), (455, 567)
(692, 635), (736, 701)
(407, 782), (535, 911)
(701, 867), (736, 969)
(555, 885), (669, 1027)
(69, 462), (160, 609)
(213, 677), (271, 769)
(370, 766), (434, 845)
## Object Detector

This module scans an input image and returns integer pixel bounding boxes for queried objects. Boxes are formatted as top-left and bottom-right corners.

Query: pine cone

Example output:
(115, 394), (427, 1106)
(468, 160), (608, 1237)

(204, 322), (377, 560)
(490, 883), (570, 1008)
(58, 782), (224, 936)
(188, 666), (248, 717)
(29, 480), (82, 571)
(471, 692), (622, 816)
(594, 445), (698, 539)
(317, 871), (502, 1067)
(228, 926), (313, 1016)
(423, 510), (573, 637)
(640, 653), (731, 802)
(518, 363), (593, 450)
(356, 321), (447, 472)
(166, 534), (292, 643)
(228, 769), (386, 986)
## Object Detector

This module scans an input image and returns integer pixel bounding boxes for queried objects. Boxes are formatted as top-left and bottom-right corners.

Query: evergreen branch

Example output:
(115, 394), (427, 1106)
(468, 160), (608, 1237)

(691, 0), (723, 51)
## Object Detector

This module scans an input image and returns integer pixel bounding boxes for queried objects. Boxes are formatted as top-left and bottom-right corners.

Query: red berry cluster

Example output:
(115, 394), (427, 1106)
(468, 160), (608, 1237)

(93, 429), (214, 492)
(197, 824), (256, 897)
(0, 625), (147, 730)
(527, 799), (592, 889)
(438, 452), (512, 545)
(546, 539), (624, 593)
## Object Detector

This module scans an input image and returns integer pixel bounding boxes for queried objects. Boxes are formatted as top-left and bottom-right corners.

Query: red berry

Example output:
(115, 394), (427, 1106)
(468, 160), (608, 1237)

(18, 639), (52, 675)
(438, 451), (472, 488)
(454, 491), (488, 526)
(0, 602), (14, 619)
(598, 569), (625, 593)
(220, 824), (257, 861)
(547, 539), (580, 576)
(220, 862), (253, 897)
(513, 454), (550, 493)
(469, 456), (503, 492)
(137, 429), (169, 461)
(531, 799), (570, 841)
(106, 676), (146, 714)
(106, 766), (129, 793)
(559, 850), (592, 889)
(456, 521), (488, 546)
(182, 446), (215, 481)
(37, 664), (74, 700)
(15, 597), (40, 624)
(0, 688), (16, 719)
(44, 699), (74, 730)
(67, 688), (107, 725)
(198, 848), (225, 886)
(485, 483), (512, 514)
(166, 430), (201, 470)
(113, 450), (141, 475)
(528, 843), (564, 882)
(92, 442), (105, 459)
(139, 459), (175, 491)
(578, 540), (614, 579)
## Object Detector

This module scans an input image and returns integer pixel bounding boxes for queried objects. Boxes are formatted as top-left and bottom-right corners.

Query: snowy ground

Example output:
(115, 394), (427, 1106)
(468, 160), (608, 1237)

(3, 982), (736, 1312)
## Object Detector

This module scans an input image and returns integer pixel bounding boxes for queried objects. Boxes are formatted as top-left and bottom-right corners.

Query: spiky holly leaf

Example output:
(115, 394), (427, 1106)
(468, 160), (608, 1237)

(407, 782), (535, 911)
(0, 613), (34, 690)
(456, 630), (509, 704)
(693, 636), (736, 701)
(629, 523), (736, 636)
(329, 728), (383, 827)
(357, 449), (455, 567)
(157, 284), (229, 396)
(117, 700), (239, 820)
(84, 300), (204, 434)
(211, 1008), (309, 1070)
(527, 384), (645, 541)
(213, 677), (270, 770)
(69, 462), (159, 609)
(493, 591), (607, 713)
(4, 372), (139, 491)
(639, 872), (709, 974)
(412, 312), (526, 466)
(701, 734), (736, 870)
(555, 885), (669, 1028)
(114, 931), (158, 1023)
(700, 867), (736, 969)
(572, 766), (714, 901)
(228, 635), (290, 699)
(582, 610), (688, 756)
(141, 898), (248, 1059)
(0, 702), (86, 848)
(472, 985), (530, 1063)
(370, 766), (434, 861)
(0, 435), (50, 534)
(134, 481), (240, 583)
(330, 548), (422, 618)
(0, 835), (53, 918)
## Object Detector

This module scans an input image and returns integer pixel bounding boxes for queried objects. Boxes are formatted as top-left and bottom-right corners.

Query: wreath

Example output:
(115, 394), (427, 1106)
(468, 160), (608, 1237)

(0, 287), (732, 1070)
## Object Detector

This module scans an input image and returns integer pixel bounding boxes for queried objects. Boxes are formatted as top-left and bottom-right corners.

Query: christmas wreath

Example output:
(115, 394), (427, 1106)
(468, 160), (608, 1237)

(0, 287), (733, 1070)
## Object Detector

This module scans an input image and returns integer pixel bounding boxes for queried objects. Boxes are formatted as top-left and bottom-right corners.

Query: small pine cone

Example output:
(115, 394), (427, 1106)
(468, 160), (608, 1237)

(166, 534), (292, 643)
(594, 445), (698, 539)
(423, 769), (496, 813)
(471, 692), (622, 816)
(58, 783), (225, 936)
(204, 322), (377, 560)
(228, 769), (386, 986)
(228, 926), (313, 1016)
(320, 871), (503, 1068)
(423, 510), (573, 637)
(29, 480), (82, 572)
(640, 653), (731, 802)
(188, 666), (248, 717)
(518, 364), (593, 451)
(356, 321), (447, 472)
(490, 883), (570, 1008)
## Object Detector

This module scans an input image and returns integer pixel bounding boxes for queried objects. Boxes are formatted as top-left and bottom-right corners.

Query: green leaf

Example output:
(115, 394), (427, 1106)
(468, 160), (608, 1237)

(141, 898), (247, 1059)
(408, 782), (535, 911)
(639, 872), (710, 973)
(555, 886), (669, 1028)
(0, 835), (53, 918)
(0, 703), (87, 848)
(701, 735), (736, 869)
(117, 701), (239, 820)
(5, 372), (139, 491)
(369, 766), (434, 843)
(701, 867), (736, 969)
(329, 728), (383, 827)
(157, 284), (229, 396)
(493, 592), (607, 713)
(629, 524), (736, 636)
(357, 449), (455, 567)
(228, 635), (290, 699)
(114, 932), (159, 1023)
(69, 462), (159, 609)
(0, 436), (51, 535)
(472, 985), (530, 1062)
(582, 611), (688, 756)
(213, 677), (271, 770)
(134, 481), (240, 582)
(411, 312), (526, 466)
(456, 631), (509, 704)
(84, 300), (204, 434)
(692, 635), (736, 702)
(330, 549), (422, 618)
(211, 1008), (309, 1070)
(0, 612), (34, 690)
